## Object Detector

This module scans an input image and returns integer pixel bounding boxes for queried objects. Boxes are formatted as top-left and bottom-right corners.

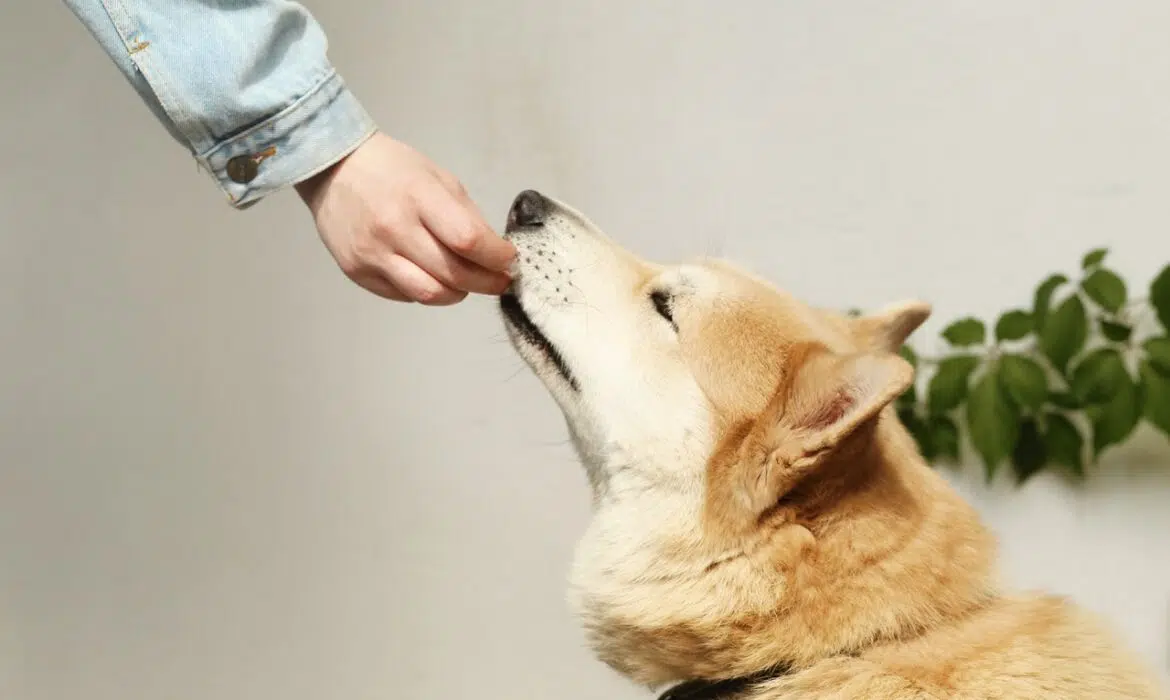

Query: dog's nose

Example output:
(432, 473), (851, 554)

(507, 189), (548, 230)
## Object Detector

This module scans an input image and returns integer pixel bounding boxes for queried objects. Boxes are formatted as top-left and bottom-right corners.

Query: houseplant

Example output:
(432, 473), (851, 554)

(877, 250), (1170, 484)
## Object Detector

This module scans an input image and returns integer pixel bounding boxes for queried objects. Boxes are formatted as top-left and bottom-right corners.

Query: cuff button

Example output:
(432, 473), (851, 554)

(226, 155), (260, 184)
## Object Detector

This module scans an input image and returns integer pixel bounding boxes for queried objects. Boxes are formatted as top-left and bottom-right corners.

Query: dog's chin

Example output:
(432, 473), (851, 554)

(499, 293), (580, 392)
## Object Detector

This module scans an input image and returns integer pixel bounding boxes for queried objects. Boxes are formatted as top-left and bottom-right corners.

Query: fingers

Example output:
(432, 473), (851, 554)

(393, 222), (511, 296)
(337, 215), (501, 304)
(346, 255), (465, 306)
(308, 131), (515, 306)
(381, 254), (468, 306)
(350, 270), (413, 303)
(415, 180), (517, 273)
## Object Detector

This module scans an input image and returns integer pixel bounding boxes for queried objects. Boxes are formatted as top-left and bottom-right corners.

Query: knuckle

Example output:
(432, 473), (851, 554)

(374, 207), (412, 237)
(347, 237), (381, 269)
(337, 250), (366, 278)
(443, 173), (468, 197)
(446, 225), (481, 255)
(412, 283), (449, 305)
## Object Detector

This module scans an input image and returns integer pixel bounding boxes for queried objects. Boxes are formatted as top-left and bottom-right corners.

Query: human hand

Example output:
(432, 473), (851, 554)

(294, 132), (516, 305)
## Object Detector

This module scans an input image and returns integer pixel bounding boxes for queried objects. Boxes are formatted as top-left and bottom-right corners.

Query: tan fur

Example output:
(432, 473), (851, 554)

(499, 193), (1167, 699)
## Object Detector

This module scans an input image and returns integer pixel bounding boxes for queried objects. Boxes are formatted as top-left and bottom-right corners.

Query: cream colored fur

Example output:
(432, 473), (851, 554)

(498, 192), (1167, 699)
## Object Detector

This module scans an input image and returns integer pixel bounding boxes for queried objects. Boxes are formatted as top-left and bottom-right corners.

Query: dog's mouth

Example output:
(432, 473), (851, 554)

(499, 293), (579, 391)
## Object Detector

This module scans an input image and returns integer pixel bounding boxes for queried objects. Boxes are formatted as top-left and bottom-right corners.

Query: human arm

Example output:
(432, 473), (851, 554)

(63, 0), (515, 303)
(62, 0), (374, 208)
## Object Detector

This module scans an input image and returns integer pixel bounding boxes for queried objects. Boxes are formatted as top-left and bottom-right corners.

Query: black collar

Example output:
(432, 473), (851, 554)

(656, 665), (791, 700)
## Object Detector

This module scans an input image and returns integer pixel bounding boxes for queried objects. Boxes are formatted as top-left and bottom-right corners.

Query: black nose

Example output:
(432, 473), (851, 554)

(507, 189), (548, 230)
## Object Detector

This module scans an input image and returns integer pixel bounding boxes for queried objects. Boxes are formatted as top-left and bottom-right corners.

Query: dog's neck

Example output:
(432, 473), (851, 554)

(577, 416), (998, 690)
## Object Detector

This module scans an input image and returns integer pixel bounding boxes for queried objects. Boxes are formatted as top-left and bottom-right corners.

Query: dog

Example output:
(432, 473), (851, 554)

(497, 190), (1166, 699)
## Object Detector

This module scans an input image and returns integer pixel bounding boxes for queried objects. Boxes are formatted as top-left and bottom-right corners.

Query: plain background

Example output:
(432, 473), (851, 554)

(2, 1), (1169, 698)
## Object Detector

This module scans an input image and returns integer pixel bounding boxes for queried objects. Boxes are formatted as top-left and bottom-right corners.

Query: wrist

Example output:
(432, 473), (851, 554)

(294, 164), (333, 208)
(294, 129), (381, 209)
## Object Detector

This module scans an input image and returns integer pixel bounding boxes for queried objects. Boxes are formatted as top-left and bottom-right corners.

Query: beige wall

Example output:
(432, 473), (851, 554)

(2, 2), (1169, 698)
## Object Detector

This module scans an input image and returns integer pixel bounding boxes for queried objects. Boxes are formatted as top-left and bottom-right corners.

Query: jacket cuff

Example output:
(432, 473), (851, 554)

(196, 70), (377, 209)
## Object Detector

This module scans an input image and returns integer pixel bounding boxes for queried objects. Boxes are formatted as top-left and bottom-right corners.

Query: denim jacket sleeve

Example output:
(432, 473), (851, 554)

(62, 0), (378, 208)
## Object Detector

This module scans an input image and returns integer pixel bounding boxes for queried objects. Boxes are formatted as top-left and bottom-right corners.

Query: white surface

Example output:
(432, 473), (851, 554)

(1, 2), (1168, 698)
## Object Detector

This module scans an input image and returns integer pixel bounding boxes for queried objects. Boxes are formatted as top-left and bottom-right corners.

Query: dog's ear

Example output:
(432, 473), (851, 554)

(851, 300), (931, 353)
(716, 343), (913, 520)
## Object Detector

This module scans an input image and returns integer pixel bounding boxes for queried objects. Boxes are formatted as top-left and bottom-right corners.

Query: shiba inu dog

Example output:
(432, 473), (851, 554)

(497, 190), (1165, 699)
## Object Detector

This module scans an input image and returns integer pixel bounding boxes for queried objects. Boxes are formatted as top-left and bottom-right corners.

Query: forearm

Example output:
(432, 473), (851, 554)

(62, 0), (376, 208)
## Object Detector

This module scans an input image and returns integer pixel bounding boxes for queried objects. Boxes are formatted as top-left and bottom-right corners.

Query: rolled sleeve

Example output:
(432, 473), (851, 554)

(200, 70), (376, 208)
(63, 0), (376, 209)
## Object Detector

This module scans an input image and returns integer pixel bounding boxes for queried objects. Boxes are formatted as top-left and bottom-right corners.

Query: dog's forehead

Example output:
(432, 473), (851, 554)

(665, 259), (766, 293)
(673, 259), (857, 422)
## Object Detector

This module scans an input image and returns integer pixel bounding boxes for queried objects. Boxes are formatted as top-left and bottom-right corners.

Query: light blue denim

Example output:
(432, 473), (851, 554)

(62, 0), (377, 208)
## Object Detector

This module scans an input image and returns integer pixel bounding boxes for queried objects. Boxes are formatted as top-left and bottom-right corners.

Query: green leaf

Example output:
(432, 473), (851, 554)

(941, 318), (986, 347)
(1069, 347), (1128, 405)
(1048, 391), (1082, 410)
(927, 355), (980, 415)
(1142, 336), (1170, 376)
(928, 415), (961, 463)
(1080, 268), (1127, 313)
(1042, 412), (1084, 477)
(1033, 274), (1069, 331)
(966, 368), (1021, 480)
(1150, 265), (1170, 332)
(1085, 369), (1141, 457)
(845, 308), (863, 318)
(1011, 418), (1047, 484)
(1081, 248), (1108, 270)
(1039, 294), (1088, 373)
(998, 354), (1048, 411)
(898, 344), (918, 369)
(1139, 361), (1170, 439)
(994, 310), (1034, 342)
(900, 407), (961, 464)
(1099, 319), (1133, 343)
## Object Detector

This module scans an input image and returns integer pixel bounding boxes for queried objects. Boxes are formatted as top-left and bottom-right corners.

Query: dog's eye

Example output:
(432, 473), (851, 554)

(650, 290), (676, 329)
